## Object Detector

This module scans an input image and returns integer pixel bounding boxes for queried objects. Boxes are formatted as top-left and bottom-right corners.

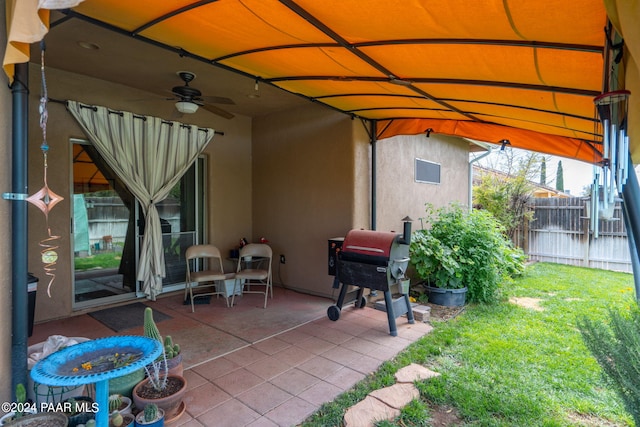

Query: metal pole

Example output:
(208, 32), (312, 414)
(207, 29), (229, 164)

(11, 62), (29, 395)
(468, 147), (493, 210)
(621, 154), (640, 301)
(371, 121), (377, 230)
(621, 200), (640, 300)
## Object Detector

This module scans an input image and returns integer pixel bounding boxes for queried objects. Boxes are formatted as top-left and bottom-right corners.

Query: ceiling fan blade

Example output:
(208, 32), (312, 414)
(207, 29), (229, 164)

(201, 95), (235, 105)
(201, 103), (235, 119)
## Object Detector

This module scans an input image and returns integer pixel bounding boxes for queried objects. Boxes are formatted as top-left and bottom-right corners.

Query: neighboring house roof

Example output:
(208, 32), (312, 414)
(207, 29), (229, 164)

(472, 164), (573, 198)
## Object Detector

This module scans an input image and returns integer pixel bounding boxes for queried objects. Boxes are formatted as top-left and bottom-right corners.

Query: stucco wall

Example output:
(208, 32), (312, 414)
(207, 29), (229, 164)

(26, 65), (252, 322)
(375, 134), (470, 233)
(252, 104), (357, 297)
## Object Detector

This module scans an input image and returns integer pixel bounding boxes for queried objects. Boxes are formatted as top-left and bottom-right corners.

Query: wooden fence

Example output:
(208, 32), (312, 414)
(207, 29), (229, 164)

(525, 197), (631, 273)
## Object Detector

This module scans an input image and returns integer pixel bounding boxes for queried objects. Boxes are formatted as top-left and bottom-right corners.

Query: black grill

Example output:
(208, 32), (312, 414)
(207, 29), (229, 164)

(327, 218), (415, 336)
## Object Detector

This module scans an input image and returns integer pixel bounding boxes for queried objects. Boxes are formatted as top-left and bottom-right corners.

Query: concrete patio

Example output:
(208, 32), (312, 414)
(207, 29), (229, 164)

(28, 287), (433, 426)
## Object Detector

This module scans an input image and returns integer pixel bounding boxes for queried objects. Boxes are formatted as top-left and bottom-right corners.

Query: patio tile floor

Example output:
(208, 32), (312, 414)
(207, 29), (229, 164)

(28, 287), (433, 426)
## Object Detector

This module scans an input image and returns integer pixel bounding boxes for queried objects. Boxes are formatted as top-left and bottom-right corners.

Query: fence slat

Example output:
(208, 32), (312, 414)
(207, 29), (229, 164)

(524, 198), (631, 273)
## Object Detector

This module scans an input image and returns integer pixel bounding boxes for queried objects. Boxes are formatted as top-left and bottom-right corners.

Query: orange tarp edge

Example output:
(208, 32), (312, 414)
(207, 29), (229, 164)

(377, 119), (601, 164)
(3, 0), (49, 83)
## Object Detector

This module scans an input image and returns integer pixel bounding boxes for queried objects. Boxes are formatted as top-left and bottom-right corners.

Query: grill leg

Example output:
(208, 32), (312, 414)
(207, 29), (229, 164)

(355, 287), (366, 308)
(383, 290), (398, 336)
(404, 293), (415, 324)
(335, 281), (349, 309)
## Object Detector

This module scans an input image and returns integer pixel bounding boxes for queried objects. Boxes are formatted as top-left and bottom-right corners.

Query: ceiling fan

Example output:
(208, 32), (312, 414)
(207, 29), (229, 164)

(170, 71), (235, 119)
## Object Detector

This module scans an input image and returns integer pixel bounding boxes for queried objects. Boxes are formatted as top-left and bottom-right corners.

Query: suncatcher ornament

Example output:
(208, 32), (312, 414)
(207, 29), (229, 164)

(26, 42), (63, 297)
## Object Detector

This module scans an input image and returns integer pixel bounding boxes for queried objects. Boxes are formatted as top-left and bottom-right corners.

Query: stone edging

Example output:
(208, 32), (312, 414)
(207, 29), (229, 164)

(343, 363), (440, 427)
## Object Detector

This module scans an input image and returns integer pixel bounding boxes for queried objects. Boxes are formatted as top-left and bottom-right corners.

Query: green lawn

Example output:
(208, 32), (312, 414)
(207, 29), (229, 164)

(302, 262), (636, 426)
(74, 252), (122, 271)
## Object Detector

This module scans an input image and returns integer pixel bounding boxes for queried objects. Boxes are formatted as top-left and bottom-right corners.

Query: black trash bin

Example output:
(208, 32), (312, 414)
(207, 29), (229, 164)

(27, 273), (38, 337)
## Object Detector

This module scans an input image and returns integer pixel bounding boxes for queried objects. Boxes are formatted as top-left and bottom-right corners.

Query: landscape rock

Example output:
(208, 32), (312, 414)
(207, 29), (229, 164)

(343, 395), (400, 427)
(370, 383), (419, 409)
(395, 363), (441, 383)
(412, 305), (431, 322)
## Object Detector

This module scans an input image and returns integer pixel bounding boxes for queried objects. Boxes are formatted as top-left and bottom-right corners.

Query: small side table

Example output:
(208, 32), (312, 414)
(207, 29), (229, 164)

(31, 335), (162, 426)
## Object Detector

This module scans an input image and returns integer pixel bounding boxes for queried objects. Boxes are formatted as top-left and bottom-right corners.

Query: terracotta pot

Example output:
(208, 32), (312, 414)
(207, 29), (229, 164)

(3, 412), (68, 427)
(132, 375), (186, 420)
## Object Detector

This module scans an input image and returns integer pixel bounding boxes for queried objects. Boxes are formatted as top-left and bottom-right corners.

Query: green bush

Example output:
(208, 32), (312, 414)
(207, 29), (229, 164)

(409, 203), (525, 303)
(578, 302), (640, 426)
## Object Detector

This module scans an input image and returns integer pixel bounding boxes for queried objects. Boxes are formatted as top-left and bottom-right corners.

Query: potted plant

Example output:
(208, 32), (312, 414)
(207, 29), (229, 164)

(0, 384), (37, 426)
(134, 404), (164, 427)
(110, 411), (134, 427)
(108, 394), (132, 416)
(3, 413), (69, 427)
(3, 387), (67, 427)
(409, 203), (525, 306)
(62, 396), (96, 427)
(132, 351), (186, 423)
(143, 308), (183, 377)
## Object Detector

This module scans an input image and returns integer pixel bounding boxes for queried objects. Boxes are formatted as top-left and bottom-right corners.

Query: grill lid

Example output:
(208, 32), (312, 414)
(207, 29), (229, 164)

(342, 230), (398, 258)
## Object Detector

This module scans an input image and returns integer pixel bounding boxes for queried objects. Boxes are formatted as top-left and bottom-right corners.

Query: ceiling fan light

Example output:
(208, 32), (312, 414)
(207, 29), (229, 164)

(175, 101), (199, 114)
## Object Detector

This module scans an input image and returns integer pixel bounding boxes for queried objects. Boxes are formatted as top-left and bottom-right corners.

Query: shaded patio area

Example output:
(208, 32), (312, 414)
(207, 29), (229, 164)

(29, 287), (433, 426)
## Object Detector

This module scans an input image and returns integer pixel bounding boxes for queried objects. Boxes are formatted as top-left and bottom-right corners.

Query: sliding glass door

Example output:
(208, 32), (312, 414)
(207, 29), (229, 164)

(72, 139), (206, 307)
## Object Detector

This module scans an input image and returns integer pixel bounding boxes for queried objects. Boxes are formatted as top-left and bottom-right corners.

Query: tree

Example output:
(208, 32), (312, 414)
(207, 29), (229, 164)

(540, 157), (546, 185)
(473, 151), (542, 242)
(556, 160), (564, 192)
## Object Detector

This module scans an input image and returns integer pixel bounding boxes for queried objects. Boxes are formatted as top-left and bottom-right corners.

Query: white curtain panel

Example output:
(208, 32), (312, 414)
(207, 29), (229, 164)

(67, 100), (214, 299)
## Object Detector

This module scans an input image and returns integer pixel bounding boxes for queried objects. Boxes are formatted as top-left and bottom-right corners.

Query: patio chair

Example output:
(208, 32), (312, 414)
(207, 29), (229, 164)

(184, 244), (235, 312)
(231, 243), (273, 308)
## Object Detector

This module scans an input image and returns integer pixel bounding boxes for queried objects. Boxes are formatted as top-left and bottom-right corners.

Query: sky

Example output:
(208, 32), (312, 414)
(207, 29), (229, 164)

(552, 157), (594, 196)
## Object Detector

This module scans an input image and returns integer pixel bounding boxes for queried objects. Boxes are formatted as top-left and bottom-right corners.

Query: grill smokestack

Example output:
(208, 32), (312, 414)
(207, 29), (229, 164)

(399, 216), (413, 245)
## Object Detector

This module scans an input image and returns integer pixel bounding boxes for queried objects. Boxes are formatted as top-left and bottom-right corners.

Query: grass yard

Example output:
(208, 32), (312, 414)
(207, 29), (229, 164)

(302, 262), (636, 426)
(74, 252), (122, 271)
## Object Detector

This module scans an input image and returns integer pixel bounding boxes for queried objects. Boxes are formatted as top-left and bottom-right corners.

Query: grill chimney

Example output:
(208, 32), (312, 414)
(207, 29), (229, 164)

(399, 216), (413, 245)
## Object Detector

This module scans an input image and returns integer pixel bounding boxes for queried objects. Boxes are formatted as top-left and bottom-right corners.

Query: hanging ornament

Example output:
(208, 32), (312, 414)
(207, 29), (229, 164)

(589, 89), (631, 237)
(26, 42), (63, 297)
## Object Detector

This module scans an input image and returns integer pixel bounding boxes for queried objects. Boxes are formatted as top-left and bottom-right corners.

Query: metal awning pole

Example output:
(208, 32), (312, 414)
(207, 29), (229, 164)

(621, 154), (640, 301)
(11, 62), (29, 395)
(371, 120), (377, 230)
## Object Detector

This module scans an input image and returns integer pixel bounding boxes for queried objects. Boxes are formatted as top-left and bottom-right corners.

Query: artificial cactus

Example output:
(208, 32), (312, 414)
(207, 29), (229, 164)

(108, 394), (122, 413)
(143, 307), (163, 344)
(144, 403), (158, 423)
(15, 383), (26, 419)
(163, 335), (181, 358)
(110, 411), (123, 427)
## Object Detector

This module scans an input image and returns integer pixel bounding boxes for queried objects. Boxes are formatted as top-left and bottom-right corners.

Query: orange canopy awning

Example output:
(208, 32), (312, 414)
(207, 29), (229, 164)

(6, 0), (639, 163)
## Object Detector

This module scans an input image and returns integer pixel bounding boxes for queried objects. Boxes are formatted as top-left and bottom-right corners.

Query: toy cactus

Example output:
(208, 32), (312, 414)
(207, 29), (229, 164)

(164, 335), (181, 358)
(144, 403), (158, 423)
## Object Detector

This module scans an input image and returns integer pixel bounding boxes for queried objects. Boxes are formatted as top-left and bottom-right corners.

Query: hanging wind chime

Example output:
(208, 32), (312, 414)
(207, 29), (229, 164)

(590, 89), (630, 239)
(26, 42), (64, 297)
